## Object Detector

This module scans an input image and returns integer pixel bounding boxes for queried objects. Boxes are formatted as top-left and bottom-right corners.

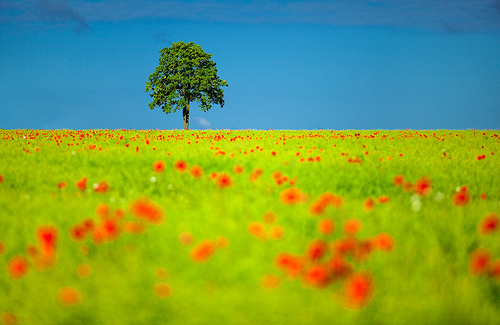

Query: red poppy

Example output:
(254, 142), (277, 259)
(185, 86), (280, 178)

(154, 283), (171, 298)
(216, 173), (233, 189)
(189, 165), (203, 178)
(490, 260), (500, 279)
(328, 255), (353, 278)
(363, 198), (375, 212)
(58, 287), (82, 306)
(318, 218), (334, 236)
(263, 212), (276, 224)
(469, 248), (491, 276)
(153, 160), (166, 173)
(305, 239), (329, 261)
(262, 274), (281, 289)
(129, 198), (165, 224)
(94, 181), (110, 193)
(303, 264), (330, 288)
(413, 176), (432, 197)
(342, 271), (374, 310)
(122, 221), (146, 234)
(452, 191), (470, 207)
(8, 256), (30, 279)
(36, 225), (58, 259)
(280, 188), (303, 205)
(69, 225), (87, 242)
(95, 203), (111, 219)
(478, 213), (499, 236)
(179, 232), (194, 246)
(343, 219), (362, 235)
(249, 168), (263, 182)
(233, 165), (244, 175)
(76, 177), (87, 192)
(0, 174), (3, 183)
(190, 240), (217, 263)
(274, 252), (303, 279)
(309, 200), (327, 216)
(248, 222), (267, 240)
(377, 196), (390, 204)
(372, 233), (394, 252)
(57, 181), (67, 190)
(269, 225), (284, 240)
(174, 160), (188, 173)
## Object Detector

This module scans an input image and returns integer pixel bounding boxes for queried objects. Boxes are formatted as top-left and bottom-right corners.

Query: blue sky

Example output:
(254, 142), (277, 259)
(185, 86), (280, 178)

(1, 0), (500, 130)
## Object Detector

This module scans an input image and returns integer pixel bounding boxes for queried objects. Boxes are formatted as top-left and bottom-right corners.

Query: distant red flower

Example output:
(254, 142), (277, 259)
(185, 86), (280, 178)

(174, 160), (188, 173)
(0, 174), (3, 183)
(328, 255), (353, 278)
(248, 222), (267, 240)
(269, 225), (284, 240)
(95, 203), (111, 219)
(305, 239), (329, 261)
(342, 271), (374, 310)
(69, 225), (87, 242)
(57, 181), (67, 190)
(129, 198), (165, 224)
(153, 160), (166, 173)
(343, 219), (362, 235)
(154, 282), (171, 298)
(8, 256), (30, 279)
(469, 248), (491, 276)
(274, 252), (303, 279)
(318, 218), (334, 236)
(179, 232), (194, 246)
(190, 240), (217, 263)
(402, 181), (412, 193)
(216, 172), (233, 189)
(414, 176), (432, 197)
(101, 218), (121, 242)
(262, 274), (281, 289)
(373, 233), (394, 252)
(478, 213), (499, 236)
(233, 165), (244, 175)
(309, 200), (327, 216)
(303, 264), (330, 288)
(0, 241), (5, 255)
(363, 198), (375, 212)
(263, 212), (276, 224)
(189, 165), (203, 178)
(249, 168), (263, 182)
(122, 221), (146, 234)
(452, 190), (470, 207)
(36, 225), (58, 259)
(280, 188), (304, 205)
(480, 193), (488, 200)
(58, 287), (82, 306)
(76, 177), (87, 192)
(490, 260), (500, 279)
(94, 181), (110, 194)
(377, 196), (390, 204)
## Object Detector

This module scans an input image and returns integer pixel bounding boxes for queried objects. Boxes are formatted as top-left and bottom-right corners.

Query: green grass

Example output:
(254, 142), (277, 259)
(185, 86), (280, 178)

(0, 129), (499, 324)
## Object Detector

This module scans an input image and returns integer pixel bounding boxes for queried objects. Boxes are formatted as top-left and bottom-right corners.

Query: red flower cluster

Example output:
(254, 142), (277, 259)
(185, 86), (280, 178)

(308, 192), (343, 216)
(275, 218), (394, 309)
(469, 213), (500, 279)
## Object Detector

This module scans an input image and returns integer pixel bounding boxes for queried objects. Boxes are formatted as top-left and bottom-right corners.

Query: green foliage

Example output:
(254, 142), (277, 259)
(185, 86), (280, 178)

(145, 42), (228, 129)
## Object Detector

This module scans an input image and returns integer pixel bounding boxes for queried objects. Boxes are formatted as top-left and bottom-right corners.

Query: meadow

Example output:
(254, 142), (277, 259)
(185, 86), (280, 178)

(0, 129), (499, 325)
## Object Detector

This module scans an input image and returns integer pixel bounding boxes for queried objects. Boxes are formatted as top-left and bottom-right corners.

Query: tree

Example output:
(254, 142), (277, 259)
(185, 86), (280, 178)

(145, 41), (228, 130)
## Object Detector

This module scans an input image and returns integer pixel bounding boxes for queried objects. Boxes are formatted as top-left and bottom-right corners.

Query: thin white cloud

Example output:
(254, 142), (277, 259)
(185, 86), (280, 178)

(194, 116), (211, 128)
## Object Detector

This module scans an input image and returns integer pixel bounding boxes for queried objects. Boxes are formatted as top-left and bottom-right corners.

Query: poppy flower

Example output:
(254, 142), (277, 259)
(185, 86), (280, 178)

(309, 200), (327, 216)
(0, 174), (3, 183)
(451, 191), (470, 207)
(372, 233), (394, 252)
(280, 188), (304, 205)
(215, 236), (229, 248)
(8, 256), (30, 279)
(328, 255), (353, 278)
(478, 213), (499, 236)
(179, 232), (194, 246)
(305, 239), (328, 261)
(274, 252), (303, 279)
(122, 221), (146, 234)
(129, 198), (165, 224)
(153, 160), (166, 173)
(363, 198), (375, 212)
(94, 181), (110, 193)
(263, 212), (276, 224)
(343, 219), (362, 236)
(269, 225), (284, 240)
(174, 160), (188, 173)
(101, 218), (121, 242)
(489, 260), (500, 279)
(77, 264), (91, 278)
(58, 287), (82, 306)
(469, 248), (491, 276)
(154, 283), (171, 298)
(248, 222), (267, 240)
(342, 271), (374, 310)
(402, 181), (412, 192)
(95, 203), (111, 219)
(413, 176), (432, 197)
(36, 225), (58, 259)
(185, 165), (202, 178)
(0, 241), (5, 255)
(249, 168), (263, 182)
(190, 240), (217, 263)
(318, 218), (334, 236)
(233, 165), (244, 175)
(377, 196), (390, 204)
(69, 225), (87, 242)
(303, 264), (330, 288)
(57, 181), (67, 190)
(480, 193), (488, 200)
(216, 173), (233, 189)
(354, 240), (373, 262)
(76, 177), (87, 192)
(262, 274), (281, 289)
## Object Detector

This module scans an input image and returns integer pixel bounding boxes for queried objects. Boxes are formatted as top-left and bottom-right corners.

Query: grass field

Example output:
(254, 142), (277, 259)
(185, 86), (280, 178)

(0, 129), (499, 324)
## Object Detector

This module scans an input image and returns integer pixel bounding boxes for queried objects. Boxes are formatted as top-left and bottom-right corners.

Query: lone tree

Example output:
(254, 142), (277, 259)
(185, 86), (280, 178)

(145, 41), (228, 130)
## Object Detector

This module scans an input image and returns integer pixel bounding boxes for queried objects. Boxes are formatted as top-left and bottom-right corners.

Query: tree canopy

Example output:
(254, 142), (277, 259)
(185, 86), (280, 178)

(145, 41), (228, 130)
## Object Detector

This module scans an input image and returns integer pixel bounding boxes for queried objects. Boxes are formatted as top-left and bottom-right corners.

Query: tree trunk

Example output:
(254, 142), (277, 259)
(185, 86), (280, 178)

(183, 100), (190, 130)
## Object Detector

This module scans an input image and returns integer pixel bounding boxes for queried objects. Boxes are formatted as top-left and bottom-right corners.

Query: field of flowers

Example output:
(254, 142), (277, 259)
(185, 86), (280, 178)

(0, 129), (499, 324)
